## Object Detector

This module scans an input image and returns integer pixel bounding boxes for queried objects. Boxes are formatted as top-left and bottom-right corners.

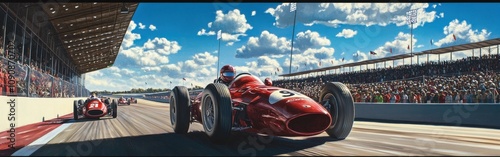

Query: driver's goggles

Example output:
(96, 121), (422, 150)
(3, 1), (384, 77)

(222, 72), (234, 77)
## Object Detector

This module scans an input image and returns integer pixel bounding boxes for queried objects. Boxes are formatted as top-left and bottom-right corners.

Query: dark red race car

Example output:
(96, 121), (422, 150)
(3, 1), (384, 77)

(73, 97), (117, 120)
(117, 97), (130, 105)
(169, 73), (354, 143)
(128, 97), (138, 104)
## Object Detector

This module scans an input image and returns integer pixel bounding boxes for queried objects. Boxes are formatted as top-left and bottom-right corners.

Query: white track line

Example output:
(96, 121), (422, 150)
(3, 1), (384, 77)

(12, 120), (74, 156)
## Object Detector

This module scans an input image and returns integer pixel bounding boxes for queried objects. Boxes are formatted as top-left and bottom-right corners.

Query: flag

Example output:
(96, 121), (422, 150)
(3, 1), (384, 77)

(290, 3), (296, 12)
(407, 45), (410, 50)
(331, 60), (334, 64)
(183, 78), (186, 81)
(276, 68), (279, 72)
(170, 81), (172, 84)
(430, 39), (433, 45)
(452, 34), (456, 41)
(217, 30), (222, 40)
(370, 51), (376, 55)
(342, 57), (344, 62)
(319, 60), (322, 66)
(390, 48), (392, 53)
(296, 67), (298, 71)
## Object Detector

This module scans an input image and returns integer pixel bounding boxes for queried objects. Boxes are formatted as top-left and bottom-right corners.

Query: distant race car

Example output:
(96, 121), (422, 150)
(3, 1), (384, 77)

(128, 97), (138, 104)
(73, 97), (117, 120)
(117, 97), (130, 105)
(169, 73), (355, 143)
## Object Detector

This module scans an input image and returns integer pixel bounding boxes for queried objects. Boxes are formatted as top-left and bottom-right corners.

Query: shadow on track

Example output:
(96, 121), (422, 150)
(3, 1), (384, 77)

(31, 131), (338, 156)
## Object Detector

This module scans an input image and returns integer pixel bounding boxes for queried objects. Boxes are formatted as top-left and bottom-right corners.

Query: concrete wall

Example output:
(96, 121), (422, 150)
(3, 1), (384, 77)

(0, 96), (87, 131)
(355, 103), (500, 129)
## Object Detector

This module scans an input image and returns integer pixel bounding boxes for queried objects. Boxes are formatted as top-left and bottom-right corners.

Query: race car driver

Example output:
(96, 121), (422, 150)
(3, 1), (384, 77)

(89, 92), (98, 99)
(214, 64), (236, 86)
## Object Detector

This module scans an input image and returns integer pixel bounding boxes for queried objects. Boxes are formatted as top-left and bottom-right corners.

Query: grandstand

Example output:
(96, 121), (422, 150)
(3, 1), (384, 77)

(274, 39), (500, 103)
(0, 3), (138, 97)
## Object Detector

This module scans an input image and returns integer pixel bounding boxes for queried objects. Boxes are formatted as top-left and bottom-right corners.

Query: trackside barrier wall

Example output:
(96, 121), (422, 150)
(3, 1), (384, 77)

(140, 97), (169, 103)
(1, 96), (87, 131)
(355, 103), (500, 129)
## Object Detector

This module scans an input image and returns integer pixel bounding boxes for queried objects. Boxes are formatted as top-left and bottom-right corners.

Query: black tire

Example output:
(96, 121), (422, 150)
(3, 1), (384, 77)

(73, 100), (79, 120)
(112, 100), (118, 118)
(201, 83), (232, 143)
(319, 82), (355, 140)
(170, 86), (191, 134)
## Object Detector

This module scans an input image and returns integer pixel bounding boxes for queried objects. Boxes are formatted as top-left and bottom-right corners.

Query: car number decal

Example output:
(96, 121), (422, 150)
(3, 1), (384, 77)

(268, 89), (309, 104)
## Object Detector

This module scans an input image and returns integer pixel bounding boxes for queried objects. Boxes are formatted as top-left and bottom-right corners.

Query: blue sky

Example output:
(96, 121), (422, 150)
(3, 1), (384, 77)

(84, 3), (500, 91)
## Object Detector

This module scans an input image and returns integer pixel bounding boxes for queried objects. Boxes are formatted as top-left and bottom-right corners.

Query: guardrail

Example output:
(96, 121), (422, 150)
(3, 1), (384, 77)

(355, 103), (500, 129)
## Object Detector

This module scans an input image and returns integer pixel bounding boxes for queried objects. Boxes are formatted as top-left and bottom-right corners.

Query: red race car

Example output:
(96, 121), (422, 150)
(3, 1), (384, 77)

(117, 97), (130, 105)
(169, 73), (354, 143)
(128, 97), (138, 104)
(73, 97), (117, 120)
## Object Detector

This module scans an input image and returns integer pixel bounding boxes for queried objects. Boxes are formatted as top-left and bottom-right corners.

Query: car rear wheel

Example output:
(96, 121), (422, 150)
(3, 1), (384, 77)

(73, 100), (79, 120)
(170, 86), (191, 134)
(201, 83), (232, 143)
(319, 82), (355, 140)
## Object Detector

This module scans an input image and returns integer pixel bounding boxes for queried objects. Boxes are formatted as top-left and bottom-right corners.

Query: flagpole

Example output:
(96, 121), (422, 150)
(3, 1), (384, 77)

(289, 3), (297, 75)
(410, 22), (413, 65)
(217, 33), (221, 80)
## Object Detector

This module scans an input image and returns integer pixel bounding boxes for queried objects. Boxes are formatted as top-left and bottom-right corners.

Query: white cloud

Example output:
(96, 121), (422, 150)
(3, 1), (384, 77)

(335, 29), (358, 38)
(344, 32), (417, 63)
(251, 10), (256, 16)
(281, 47), (348, 73)
(198, 9), (253, 43)
(122, 21), (141, 48)
(149, 24), (157, 31)
(138, 23), (146, 29)
(234, 56), (282, 77)
(294, 30), (331, 50)
(121, 37), (181, 66)
(235, 30), (291, 58)
(433, 19), (491, 47)
(341, 52), (345, 56)
(266, 3), (437, 29)
(87, 51), (220, 91)
(433, 4), (437, 8)
(197, 29), (216, 36)
(235, 30), (331, 58)
(436, 12), (444, 18)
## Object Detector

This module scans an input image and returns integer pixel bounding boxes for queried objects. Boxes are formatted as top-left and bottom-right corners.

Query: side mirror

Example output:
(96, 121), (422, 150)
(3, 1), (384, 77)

(264, 78), (272, 86)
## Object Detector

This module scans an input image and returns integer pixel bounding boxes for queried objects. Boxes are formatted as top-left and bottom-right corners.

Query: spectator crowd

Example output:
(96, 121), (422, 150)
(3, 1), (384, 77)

(275, 54), (500, 103)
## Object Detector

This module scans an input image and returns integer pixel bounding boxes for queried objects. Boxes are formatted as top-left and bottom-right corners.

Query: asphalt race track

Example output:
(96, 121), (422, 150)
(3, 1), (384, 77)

(28, 99), (500, 156)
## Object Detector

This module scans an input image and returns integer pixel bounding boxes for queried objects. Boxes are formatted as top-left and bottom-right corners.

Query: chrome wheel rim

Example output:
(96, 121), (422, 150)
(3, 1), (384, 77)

(323, 93), (339, 129)
(203, 96), (215, 132)
(170, 96), (176, 125)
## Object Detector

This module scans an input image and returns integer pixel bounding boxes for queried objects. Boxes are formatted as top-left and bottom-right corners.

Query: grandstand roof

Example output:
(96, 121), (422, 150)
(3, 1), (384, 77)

(280, 38), (500, 77)
(42, 2), (139, 74)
